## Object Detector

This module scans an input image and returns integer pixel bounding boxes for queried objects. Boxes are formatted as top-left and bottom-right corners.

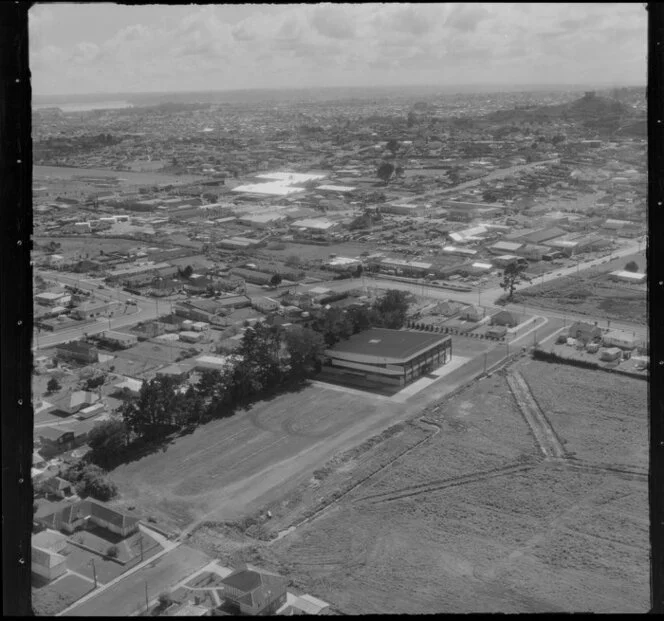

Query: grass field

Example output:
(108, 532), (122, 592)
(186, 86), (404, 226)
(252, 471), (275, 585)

(240, 364), (649, 614)
(516, 250), (647, 325)
(108, 384), (409, 532)
(519, 361), (648, 471)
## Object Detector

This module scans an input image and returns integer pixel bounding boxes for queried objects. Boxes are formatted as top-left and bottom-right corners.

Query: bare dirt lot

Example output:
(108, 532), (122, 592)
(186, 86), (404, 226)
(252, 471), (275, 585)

(204, 365), (650, 614)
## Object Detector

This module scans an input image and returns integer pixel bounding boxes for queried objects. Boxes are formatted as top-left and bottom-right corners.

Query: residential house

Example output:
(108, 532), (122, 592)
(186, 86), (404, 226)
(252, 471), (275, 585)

(97, 330), (139, 349)
(486, 325), (507, 339)
(56, 341), (99, 364)
(36, 499), (140, 538)
(568, 321), (602, 343)
(51, 390), (100, 416)
(430, 301), (463, 317)
(31, 530), (68, 581)
(218, 565), (288, 616)
(490, 310), (519, 327)
(602, 330), (641, 350)
(280, 593), (331, 616)
(41, 476), (74, 499)
(37, 426), (76, 458)
(459, 305), (484, 322)
(71, 300), (121, 320)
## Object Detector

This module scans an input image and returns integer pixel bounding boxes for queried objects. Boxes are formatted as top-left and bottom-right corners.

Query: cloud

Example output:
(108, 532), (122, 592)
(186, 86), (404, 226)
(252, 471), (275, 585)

(445, 3), (490, 33)
(310, 4), (357, 40)
(29, 3), (648, 95)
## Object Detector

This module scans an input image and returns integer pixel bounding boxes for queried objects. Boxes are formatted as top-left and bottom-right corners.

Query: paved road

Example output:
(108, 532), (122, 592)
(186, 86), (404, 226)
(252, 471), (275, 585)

(61, 544), (210, 617)
(34, 271), (164, 350)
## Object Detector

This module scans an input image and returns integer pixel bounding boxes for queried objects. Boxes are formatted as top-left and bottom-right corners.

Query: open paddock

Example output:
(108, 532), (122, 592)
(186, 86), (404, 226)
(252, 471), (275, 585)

(518, 361), (648, 470)
(259, 367), (649, 614)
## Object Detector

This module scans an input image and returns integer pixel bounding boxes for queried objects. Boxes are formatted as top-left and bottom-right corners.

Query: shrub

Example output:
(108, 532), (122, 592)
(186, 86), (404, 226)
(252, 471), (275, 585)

(106, 545), (119, 558)
(157, 592), (173, 609)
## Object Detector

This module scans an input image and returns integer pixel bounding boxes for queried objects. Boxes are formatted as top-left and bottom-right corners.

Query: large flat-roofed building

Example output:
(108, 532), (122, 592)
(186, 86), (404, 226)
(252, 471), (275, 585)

(324, 328), (452, 387)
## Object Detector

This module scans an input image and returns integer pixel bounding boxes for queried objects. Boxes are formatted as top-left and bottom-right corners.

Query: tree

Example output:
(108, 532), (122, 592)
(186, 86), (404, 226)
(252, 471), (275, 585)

(385, 139), (399, 155)
(407, 111), (417, 128)
(499, 262), (530, 301)
(373, 290), (410, 329)
(87, 419), (128, 467)
(284, 326), (325, 381)
(84, 374), (106, 391)
(377, 161), (395, 185)
(120, 375), (181, 441)
(624, 260), (639, 272)
(106, 545), (119, 558)
(181, 265), (194, 279)
(47, 378), (61, 393)
(270, 273), (282, 287)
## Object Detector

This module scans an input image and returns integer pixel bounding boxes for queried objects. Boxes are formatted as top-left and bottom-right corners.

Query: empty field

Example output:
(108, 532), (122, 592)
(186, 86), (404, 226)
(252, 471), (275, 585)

(518, 361), (648, 470)
(254, 365), (649, 614)
(516, 251), (647, 325)
(109, 384), (410, 532)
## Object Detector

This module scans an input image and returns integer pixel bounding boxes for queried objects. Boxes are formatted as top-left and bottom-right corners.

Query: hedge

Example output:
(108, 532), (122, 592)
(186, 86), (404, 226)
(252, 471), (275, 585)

(532, 348), (648, 381)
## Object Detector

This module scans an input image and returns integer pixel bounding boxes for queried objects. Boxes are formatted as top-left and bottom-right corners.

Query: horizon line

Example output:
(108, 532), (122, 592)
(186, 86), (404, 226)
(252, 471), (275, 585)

(33, 81), (646, 101)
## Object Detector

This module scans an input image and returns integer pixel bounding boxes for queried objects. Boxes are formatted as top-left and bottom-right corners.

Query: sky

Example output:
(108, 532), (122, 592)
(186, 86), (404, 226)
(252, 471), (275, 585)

(29, 3), (647, 97)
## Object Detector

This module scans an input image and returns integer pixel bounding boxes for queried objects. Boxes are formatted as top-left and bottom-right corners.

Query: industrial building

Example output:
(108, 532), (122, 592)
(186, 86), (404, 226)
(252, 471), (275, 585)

(323, 328), (452, 387)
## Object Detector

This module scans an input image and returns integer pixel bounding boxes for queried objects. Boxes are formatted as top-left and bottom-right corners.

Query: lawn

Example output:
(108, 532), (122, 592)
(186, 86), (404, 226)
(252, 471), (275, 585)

(108, 383), (408, 532)
(518, 361), (648, 471)
(32, 573), (94, 616)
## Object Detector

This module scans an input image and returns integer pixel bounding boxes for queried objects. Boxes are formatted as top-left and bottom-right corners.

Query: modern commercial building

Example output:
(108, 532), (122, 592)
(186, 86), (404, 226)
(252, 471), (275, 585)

(323, 328), (452, 387)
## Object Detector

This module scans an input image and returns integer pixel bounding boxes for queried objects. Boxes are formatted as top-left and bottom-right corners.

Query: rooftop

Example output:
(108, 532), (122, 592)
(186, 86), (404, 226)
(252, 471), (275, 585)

(326, 328), (450, 362)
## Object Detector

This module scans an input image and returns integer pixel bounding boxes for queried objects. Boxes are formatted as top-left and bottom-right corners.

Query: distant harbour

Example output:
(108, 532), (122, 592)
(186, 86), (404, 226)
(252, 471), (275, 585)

(33, 100), (133, 112)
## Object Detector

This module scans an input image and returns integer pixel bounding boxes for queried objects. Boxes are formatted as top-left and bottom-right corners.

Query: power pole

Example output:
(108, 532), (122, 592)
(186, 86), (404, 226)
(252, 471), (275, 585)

(90, 558), (98, 589)
(139, 535), (144, 562)
(145, 582), (149, 613)
(483, 352), (488, 375)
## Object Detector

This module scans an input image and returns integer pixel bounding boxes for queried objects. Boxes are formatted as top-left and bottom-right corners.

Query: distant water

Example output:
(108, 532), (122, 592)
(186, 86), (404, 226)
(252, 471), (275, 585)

(33, 101), (133, 112)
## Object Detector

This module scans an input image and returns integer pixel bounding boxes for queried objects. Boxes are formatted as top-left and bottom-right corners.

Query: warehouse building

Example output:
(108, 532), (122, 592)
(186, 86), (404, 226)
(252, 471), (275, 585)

(323, 328), (452, 387)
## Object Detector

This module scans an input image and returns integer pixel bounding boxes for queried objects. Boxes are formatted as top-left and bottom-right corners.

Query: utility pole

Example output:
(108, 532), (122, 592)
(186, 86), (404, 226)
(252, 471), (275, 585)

(90, 559), (98, 589)
(139, 535), (144, 562)
(145, 582), (149, 614)
(483, 352), (488, 375)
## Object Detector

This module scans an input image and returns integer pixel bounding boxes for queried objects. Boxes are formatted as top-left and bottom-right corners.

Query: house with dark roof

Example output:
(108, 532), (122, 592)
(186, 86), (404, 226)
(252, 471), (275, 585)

(56, 341), (99, 364)
(490, 310), (519, 327)
(568, 321), (602, 343)
(218, 565), (288, 616)
(36, 499), (140, 538)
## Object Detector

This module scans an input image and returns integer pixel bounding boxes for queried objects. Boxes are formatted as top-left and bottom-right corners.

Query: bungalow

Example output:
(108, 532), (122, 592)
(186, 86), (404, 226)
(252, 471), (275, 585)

(218, 565), (288, 616)
(459, 305), (484, 322)
(41, 476), (74, 499)
(486, 325), (508, 339)
(488, 241), (524, 255)
(114, 377), (144, 397)
(36, 499), (140, 538)
(490, 310), (519, 327)
(568, 321), (602, 343)
(156, 363), (192, 381)
(608, 270), (646, 284)
(51, 390), (100, 416)
(430, 301), (463, 317)
(37, 426), (76, 457)
(71, 300), (121, 320)
(31, 530), (68, 581)
(179, 331), (203, 343)
(97, 330), (139, 349)
(56, 341), (99, 365)
(602, 330), (641, 350)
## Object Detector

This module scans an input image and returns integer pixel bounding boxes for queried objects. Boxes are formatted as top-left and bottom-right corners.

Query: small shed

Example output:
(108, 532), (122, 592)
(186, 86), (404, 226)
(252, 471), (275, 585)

(599, 347), (622, 362)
